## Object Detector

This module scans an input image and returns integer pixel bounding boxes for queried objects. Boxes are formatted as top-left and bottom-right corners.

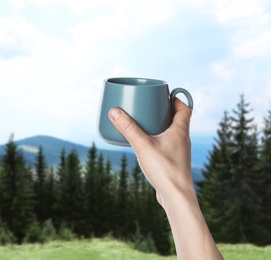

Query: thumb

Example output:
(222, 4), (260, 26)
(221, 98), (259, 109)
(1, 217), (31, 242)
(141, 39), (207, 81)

(108, 108), (151, 149)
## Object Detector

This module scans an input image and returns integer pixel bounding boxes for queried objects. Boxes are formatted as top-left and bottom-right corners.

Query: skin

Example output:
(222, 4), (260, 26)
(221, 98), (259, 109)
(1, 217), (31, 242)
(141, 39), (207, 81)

(108, 98), (224, 260)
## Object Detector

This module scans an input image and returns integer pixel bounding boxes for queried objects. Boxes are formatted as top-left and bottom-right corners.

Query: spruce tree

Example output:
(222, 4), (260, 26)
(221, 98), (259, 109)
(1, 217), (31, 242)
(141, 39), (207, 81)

(137, 170), (149, 237)
(0, 137), (34, 242)
(147, 186), (171, 255)
(44, 167), (55, 223)
(84, 145), (114, 237)
(58, 149), (66, 174)
(131, 162), (142, 203)
(228, 95), (261, 243)
(110, 161), (119, 236)
(85, 143), (98, 236)
(34, 146), (48, 223)
(91, 153), (105, 236)
(197, 111), (233, 241)
(59, 150), (85, 236)
(95, 155), (113, 237)
(198, 95), (263, 244)
(54, 149), (66, 229)
(258, 107), (271, 244)
(115, 154), (131, 239)
(132, 163), (171, 255)
(130, 162), (142, 234)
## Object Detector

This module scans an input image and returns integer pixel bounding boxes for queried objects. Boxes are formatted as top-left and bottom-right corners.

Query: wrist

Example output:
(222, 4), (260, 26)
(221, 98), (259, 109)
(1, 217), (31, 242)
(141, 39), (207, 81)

(158, 179), (198, 213)
(158, 183), (223, 260)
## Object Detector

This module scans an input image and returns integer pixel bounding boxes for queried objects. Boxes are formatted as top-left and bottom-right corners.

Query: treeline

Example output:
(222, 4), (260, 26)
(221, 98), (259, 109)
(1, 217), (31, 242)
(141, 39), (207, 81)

(198, 95), (271, 245)
(0, 140), (172, 255)
(1, 94), (270, 253)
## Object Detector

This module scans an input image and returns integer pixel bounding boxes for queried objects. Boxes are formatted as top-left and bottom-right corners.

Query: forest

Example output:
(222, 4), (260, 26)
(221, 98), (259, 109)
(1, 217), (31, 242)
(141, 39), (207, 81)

(198, 95), (271, 245)
(0, 137), (171, 255)
(0, 95), (270, 256)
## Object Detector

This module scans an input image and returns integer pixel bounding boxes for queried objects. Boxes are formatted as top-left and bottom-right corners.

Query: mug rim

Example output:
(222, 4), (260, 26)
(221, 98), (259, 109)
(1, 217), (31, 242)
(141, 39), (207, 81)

(105, 77), (167, 87)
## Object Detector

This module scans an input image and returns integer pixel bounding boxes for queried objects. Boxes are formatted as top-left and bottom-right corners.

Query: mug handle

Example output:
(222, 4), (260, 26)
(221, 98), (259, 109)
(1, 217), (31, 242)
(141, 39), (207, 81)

(170, 88), (193, 117)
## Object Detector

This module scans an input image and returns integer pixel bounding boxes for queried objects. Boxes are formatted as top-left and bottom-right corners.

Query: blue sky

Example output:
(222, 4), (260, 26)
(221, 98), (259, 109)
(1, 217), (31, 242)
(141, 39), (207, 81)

(1, 0), (271, 149)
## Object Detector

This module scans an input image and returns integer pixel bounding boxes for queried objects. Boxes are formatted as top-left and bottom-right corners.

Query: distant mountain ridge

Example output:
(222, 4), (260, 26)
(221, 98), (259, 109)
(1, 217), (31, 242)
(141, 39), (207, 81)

(0, 134), (214, 182)
(0, 135), (137, 173)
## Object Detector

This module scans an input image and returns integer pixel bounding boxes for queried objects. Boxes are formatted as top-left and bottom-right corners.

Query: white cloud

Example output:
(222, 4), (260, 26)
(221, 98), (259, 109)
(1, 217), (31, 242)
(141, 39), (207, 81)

(211, 62), (234, 81)
(1, 0), (271, 146)
(188, 0), (269, 25)
(8, 0), (180, 18)
(0, 15), (43, 56)
(1, 2), (177, 144)
(211, 0), (268, 26)
(189, 0), (271, 128)
(233, 31), (271, 60)
(0, 14), (99, 142)
(188, 0), (271, 61)
(70, 0), (178, 44)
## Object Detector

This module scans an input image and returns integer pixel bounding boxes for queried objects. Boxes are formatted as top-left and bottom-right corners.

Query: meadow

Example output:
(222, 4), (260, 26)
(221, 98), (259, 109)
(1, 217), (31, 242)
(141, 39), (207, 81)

(0, 238), (270, 260)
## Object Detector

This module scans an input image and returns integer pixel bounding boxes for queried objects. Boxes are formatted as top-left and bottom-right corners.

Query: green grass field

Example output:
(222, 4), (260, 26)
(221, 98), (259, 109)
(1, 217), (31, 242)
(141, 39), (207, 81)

(0, 238), (270, 260)
(219, 244), (271, 260)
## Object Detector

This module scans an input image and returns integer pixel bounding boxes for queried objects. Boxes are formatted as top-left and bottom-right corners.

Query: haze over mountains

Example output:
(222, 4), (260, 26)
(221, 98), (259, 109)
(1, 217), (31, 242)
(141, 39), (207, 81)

(0, 134), (214, 183)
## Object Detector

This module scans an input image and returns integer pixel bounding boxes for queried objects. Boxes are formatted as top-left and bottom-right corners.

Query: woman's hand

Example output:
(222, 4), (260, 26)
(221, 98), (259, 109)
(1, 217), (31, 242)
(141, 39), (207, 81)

(108, 98), (194, 206)
(108, 98), (224, 260)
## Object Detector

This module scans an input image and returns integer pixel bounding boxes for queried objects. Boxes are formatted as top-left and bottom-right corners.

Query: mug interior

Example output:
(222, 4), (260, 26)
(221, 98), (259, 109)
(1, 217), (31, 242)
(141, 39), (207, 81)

(107, 77), (165, 86)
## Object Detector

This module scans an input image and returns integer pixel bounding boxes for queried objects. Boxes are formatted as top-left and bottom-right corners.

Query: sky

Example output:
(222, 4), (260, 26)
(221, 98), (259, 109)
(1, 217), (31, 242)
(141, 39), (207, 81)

(0, 0), (271, 150)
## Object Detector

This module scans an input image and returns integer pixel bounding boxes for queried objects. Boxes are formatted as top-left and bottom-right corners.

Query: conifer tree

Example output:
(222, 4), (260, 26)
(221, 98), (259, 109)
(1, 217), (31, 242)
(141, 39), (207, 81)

(258, 108), (271, 244)
(131, 162), (142, 203)
(0, 137), (34, 242)
(59, 150), (85, 236)
(91, 153), (105, 236)
(58, 149), (66, 175)
(34, 146), (48, 222)
(116, 154), (131, 238)
(228, 95), (260, 243)
(131, 163), (171, 255)
(198, 95), (262, 243)
(130, 162), (142, 233)
(44, 167), (55, 223)
(54, 149), (66, 229)
(110, 161), (119, 235)
(147, 186), (171, 255)
(197, 111), (233, 240)
(85, 143), (98, 236)
(137, 170), (149, 237)
(95, 156), (114, 236)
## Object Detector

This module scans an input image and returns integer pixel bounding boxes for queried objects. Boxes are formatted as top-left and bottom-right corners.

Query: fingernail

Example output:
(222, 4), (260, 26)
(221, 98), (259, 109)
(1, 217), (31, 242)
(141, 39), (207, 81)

(109, 108), (122, 121)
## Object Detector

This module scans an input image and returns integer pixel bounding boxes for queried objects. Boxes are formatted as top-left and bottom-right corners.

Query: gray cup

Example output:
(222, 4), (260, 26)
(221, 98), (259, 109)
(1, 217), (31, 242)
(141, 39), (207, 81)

(97, 77), (193, 146)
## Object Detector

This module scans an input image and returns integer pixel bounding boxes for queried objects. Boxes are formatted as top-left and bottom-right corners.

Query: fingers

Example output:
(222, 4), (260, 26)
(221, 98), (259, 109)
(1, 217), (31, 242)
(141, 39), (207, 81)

(108, 108), (152, 149)
(108, 99), (192, 148)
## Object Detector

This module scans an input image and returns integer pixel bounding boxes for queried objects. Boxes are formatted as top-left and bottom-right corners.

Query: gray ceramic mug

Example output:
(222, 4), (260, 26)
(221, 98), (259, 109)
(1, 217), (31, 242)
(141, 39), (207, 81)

(97, 77), (193, 146)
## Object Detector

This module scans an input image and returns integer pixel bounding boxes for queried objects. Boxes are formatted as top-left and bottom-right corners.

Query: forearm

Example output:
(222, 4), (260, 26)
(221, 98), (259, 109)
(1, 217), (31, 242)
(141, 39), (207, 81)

(160, 183), (224, 260)
(108, 102), (222, 258)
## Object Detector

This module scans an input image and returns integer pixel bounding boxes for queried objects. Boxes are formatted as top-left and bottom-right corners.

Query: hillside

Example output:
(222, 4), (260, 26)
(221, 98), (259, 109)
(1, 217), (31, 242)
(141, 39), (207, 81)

(0, 134), (212, 182)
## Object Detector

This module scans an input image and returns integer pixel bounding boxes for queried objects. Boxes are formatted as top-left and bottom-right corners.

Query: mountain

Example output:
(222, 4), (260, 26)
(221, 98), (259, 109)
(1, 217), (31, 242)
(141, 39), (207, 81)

(0, 134), (214, 182)
(0, 135), (137, 173)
